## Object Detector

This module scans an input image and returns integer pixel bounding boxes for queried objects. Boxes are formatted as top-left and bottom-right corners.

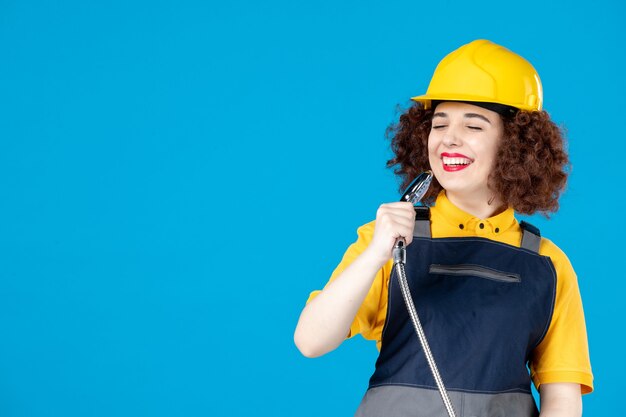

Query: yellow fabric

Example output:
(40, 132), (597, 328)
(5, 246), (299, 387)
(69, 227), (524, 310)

(307, 191), (594, 394)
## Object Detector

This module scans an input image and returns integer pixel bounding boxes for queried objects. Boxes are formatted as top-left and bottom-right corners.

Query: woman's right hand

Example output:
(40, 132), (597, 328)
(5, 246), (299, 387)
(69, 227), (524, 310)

(294, 201), (417, 357)
(365, 201), (417, 264)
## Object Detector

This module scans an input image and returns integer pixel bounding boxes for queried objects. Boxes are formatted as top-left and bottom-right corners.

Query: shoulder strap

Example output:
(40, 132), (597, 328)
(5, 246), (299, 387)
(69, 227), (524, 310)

(519, 220), (541, 253)
(413, 206), (431, 238)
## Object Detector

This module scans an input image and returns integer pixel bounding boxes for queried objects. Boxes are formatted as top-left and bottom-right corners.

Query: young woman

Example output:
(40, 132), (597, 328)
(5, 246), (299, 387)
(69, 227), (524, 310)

(294, 40), (593, 417)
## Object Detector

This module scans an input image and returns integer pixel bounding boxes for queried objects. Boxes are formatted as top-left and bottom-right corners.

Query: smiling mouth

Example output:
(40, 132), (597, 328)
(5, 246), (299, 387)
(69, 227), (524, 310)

(442, 155), (473, 172)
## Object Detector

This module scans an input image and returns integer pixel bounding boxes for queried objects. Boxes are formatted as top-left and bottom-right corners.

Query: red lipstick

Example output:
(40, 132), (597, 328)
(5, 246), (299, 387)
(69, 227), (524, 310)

(441, 152), (473, 172)
(441, 152), (472, 158)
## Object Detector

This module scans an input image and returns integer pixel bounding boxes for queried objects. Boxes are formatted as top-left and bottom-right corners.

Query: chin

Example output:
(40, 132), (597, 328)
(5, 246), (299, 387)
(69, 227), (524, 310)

(437, 178), (484, 198)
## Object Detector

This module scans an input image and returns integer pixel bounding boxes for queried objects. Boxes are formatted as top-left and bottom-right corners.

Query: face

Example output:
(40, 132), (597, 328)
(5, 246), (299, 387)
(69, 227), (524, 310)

(428, 102), (504, 204)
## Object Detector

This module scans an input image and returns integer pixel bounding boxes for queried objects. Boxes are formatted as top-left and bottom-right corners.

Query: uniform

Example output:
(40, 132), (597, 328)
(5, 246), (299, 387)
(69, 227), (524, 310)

(307, 192), (593, 416)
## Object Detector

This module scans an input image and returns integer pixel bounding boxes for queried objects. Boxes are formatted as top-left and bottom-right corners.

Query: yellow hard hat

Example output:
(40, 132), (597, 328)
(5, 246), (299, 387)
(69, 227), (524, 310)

(411, 40), (543, 111)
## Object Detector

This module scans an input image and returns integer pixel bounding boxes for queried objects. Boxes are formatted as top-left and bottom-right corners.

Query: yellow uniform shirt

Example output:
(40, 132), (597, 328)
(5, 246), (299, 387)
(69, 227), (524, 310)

(308, 192), (594, 394)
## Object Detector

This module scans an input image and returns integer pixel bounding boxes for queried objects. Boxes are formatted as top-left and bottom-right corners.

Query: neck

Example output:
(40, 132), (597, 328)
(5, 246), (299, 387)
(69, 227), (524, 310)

(445, 190), (505, 219)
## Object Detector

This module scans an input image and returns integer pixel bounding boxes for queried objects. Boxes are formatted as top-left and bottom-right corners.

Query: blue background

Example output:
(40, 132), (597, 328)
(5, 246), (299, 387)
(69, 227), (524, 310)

(0, 1), (623, 415)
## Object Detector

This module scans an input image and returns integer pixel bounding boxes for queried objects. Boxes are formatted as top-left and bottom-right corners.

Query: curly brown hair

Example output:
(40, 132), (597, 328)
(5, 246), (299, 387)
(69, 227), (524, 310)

(386, 102), (570, 215)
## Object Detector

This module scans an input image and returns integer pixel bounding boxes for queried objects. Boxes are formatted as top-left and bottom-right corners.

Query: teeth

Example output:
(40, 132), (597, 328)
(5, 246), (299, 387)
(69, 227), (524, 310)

(443, 156), (471, 165)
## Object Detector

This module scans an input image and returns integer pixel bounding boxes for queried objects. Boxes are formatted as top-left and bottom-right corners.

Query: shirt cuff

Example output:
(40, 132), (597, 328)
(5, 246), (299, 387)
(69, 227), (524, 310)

(532, 370), (594, 394)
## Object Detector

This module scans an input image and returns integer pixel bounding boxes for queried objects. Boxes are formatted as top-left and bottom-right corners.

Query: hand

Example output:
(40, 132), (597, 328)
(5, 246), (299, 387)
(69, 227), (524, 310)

(366, 202), (416, 263)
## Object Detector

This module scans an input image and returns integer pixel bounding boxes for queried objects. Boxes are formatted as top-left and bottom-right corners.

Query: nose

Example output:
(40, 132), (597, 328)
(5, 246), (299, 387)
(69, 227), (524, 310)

(442, 124), (462, 147)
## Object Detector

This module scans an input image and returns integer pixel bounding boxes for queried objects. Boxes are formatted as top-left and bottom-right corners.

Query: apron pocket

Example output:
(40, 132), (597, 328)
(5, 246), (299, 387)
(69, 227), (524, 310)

(429, 264), (521, 283)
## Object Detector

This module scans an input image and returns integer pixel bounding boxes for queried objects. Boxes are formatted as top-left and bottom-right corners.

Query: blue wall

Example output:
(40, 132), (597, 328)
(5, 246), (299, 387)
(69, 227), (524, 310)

(0, 1), (623, 415)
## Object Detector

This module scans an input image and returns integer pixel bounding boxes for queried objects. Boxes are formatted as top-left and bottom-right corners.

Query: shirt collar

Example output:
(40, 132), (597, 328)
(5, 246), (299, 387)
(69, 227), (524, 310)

(433, 191), (517, 235)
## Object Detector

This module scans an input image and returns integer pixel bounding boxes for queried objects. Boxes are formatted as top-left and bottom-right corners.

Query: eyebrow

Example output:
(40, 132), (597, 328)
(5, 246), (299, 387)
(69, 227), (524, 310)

(432, 112), (492, 124)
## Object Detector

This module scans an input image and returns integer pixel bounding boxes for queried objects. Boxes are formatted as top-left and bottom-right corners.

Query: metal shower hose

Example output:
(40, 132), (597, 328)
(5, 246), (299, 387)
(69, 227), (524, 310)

(393, 239), (457, 417)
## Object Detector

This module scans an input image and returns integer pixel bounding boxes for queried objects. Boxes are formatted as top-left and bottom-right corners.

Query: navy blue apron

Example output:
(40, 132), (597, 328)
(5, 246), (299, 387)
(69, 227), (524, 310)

(355, 210), (556, 417)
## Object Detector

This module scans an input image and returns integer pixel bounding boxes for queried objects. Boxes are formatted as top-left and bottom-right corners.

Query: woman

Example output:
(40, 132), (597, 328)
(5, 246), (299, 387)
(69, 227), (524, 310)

(294, 40), (593, 417)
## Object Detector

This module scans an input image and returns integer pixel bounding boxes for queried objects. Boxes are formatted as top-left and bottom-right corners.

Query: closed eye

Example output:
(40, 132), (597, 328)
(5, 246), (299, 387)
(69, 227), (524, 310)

(432, 125), (447, 130)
